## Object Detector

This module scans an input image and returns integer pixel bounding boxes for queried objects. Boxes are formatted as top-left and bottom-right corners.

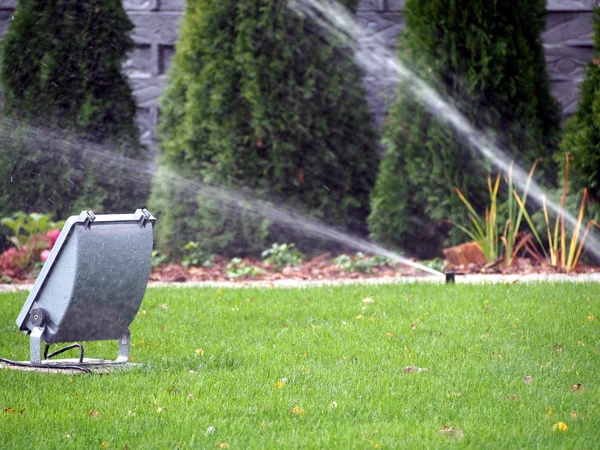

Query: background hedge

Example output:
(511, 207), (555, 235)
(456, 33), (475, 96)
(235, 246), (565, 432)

(151, 0), (379, 258)
(368, 0), (562, 258)
(0, 0), (148, 221)
(559, 7), (600, 223)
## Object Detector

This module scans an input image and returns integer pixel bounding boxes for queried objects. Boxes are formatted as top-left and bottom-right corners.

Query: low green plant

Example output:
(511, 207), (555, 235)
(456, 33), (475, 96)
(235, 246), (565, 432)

(333, 252), (393, 274)
(181, 241), (215, 268)
(151, 250), (168, 269)
(454, 174), (501, 263)
(422, 258), (445, 272)
(454, 162), (537, 266)
(226, 258), (264, 279)
(1, 212), (64, 251)
(0, 212), (64, 277)
(261, 243), (304, 271)
(515, 155), (600, 271)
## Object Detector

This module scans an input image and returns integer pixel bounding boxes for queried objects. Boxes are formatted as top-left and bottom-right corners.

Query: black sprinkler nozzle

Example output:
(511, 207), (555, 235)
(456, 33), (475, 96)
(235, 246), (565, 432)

(445, 271), (455, 284)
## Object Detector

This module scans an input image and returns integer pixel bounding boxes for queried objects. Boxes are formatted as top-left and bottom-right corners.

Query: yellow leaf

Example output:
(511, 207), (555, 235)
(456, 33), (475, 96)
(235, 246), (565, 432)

(386, 332), (393, 339)
(291, 406), (305, 416)
(218, 443), (230, 449)
(552, 421), (568, 432)
(195, 348), (204, 357)
(101, 443), (110, 448)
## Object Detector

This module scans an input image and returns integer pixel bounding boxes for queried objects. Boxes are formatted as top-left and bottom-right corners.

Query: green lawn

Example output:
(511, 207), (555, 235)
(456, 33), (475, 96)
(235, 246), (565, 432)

(0, 282), (599, 449)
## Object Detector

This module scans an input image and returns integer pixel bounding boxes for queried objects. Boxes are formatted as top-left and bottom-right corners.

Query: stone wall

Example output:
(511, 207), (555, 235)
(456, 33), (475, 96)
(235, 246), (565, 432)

(0, 0), (596, 144)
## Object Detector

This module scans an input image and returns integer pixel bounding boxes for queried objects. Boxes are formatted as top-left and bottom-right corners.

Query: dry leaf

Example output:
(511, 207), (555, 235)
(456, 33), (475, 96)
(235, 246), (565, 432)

(291, 406), (305, 416)
(101, 442), (110, 448)
(570, 383), (583, 392)
(508, 395), (519, 401)
(386, 332), (394, 339)
(523, 376), (533, 384)
(552, 421), (568, 432)
(89, 409), (99, 417)
(553, 344), (563, 352)
(438, 426), (464, 439)
(411, 324), (417, 330)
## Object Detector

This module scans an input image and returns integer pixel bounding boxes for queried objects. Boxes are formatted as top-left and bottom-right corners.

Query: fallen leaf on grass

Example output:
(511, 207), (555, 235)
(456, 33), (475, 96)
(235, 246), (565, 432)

(362, 297), (373, 304)
(438, 426), (464, 439)
(570, 384), (583, 392)
(89, 409), (99, 417)
(507, 395), (519, 401)
(217, 443), (230, 449)
(410, 324), (417, 330)
(523, 376), (533, 384)
(552, 422), (568, 432)
(386, 332), (394, 339)
(570, 412), (578, 418)
(404, 366), (428, 374)
(553, 344), (563, 352)
(195, 348), (204, 357)
(101, 442), (110, 448)
(291, 406), (305, 416)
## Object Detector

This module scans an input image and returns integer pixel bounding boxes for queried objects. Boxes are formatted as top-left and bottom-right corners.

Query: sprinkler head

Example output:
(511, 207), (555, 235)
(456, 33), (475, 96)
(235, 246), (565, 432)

(445, 271), (455, 284)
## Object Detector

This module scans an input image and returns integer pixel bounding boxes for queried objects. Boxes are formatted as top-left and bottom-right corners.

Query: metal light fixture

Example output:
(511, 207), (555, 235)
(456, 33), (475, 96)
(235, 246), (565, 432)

(12, 209), (156, 370)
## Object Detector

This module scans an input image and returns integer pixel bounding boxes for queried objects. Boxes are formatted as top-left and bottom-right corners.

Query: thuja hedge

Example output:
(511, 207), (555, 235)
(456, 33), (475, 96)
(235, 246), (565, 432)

(150, 0), (379, 258)
(369, 0), (562, 258)
(560, 8), (600, 222)
(0, 0), (148, 220)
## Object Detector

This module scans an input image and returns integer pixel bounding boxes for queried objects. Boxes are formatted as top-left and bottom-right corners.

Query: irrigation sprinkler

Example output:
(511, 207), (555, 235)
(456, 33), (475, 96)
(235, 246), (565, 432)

(2, 209), (155, 373)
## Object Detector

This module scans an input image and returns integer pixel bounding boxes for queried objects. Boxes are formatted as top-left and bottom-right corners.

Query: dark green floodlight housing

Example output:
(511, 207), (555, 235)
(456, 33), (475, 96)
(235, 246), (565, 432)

(14, 209), (156, 368)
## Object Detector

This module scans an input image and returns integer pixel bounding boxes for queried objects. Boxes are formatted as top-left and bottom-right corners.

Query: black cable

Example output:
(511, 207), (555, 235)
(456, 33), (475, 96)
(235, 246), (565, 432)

(44, 343), (85, 363)
(0, 356), (92, 374)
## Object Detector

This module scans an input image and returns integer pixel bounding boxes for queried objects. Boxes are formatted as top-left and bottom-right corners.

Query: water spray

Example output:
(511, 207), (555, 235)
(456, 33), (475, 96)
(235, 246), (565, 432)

(289, 0), (600, 262)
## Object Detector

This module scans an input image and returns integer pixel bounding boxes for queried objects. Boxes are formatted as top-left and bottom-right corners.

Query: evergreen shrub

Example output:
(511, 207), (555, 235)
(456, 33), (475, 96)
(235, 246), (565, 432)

(368, 0), (562, 258)
(150, 0), (379, 258)
(559, 8), (600, 222)
(0, 0), (148, 219)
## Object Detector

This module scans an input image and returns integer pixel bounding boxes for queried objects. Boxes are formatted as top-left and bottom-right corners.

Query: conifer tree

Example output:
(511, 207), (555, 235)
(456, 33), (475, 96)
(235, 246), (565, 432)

(560, 8), (600, 220)
(368, 0), (561, 258)
(151, 0), (379, 257)
(0, 0), (148, 218)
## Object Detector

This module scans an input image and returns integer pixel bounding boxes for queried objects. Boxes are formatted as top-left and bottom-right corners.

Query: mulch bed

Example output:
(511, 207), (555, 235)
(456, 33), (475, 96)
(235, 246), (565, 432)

(4, 253), (599, 286)
(149, 254), (600, 284)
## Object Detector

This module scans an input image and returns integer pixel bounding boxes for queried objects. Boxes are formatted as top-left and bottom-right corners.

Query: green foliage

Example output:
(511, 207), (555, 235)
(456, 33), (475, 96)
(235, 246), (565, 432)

(226, 258), (264, 279)
(333, 252), (392, 274)
(181, 241), (215, 268)
(0, 211), (64, 251)
(0, 211), (63, 278)
(151, 0), (379, 257)
(369, 0), (562, 258)
(0, 0), (149, 220)
(559, 8), (600, 224)
(261, 242), (304, 271)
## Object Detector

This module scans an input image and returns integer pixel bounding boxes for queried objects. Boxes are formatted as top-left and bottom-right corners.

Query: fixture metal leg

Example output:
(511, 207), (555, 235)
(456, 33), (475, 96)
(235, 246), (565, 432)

(30, 327), (44, 364)
(116, 329), (130, 363)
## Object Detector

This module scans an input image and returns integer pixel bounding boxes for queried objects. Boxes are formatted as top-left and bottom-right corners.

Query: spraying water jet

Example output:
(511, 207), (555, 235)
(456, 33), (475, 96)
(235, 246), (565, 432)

(289, 0), (600, 262)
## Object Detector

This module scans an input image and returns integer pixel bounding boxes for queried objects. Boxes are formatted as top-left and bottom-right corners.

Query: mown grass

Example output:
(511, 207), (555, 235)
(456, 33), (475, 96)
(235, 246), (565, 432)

(0, 282), (599, 449)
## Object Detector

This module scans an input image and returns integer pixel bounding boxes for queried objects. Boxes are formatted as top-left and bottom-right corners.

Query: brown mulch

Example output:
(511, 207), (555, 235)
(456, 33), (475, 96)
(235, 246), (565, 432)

(149, 254), (600, 284)
(149, 253), (423, 283)
(4, 253), (599, 285)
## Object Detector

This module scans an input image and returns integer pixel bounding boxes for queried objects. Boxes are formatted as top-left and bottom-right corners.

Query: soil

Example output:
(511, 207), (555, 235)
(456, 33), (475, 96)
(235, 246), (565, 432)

(148, 254), (600, 284)
(5, 253), (599, 286)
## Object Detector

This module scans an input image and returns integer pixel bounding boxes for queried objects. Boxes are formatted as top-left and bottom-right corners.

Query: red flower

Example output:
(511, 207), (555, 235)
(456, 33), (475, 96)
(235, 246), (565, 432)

(40, 250), (51, 262)
(46, 229), (61, 248)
